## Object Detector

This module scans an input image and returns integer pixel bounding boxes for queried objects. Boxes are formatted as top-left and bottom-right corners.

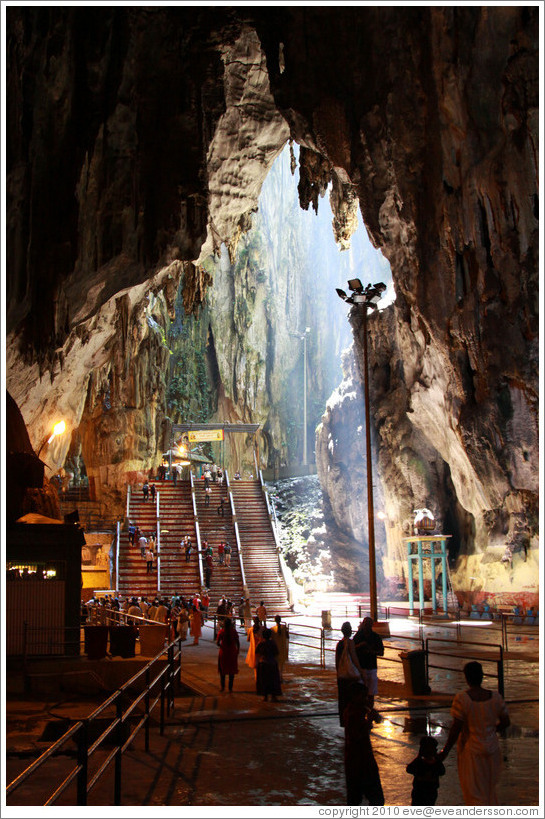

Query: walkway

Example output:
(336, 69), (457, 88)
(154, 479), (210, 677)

(4, 616), (541, 809)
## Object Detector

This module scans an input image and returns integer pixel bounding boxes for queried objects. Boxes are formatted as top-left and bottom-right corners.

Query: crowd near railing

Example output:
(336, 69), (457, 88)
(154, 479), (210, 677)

(8, 593), (537, 806)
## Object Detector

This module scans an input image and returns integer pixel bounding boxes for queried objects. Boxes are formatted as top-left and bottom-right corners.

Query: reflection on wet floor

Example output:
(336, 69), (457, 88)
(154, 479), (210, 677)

(5, 613), (540, 807)
(283, 614), (540, 806)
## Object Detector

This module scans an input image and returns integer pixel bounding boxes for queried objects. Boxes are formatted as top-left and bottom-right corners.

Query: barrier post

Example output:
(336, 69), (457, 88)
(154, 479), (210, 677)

(425, 639), (429, 689)
(160, 675), (166, 736)
(114, 697), (123, 805)
(497, 647), (505, 698)
(145, 668), (150, 752)
(501, 614), (508, 652)
(76, 721), (88, 806)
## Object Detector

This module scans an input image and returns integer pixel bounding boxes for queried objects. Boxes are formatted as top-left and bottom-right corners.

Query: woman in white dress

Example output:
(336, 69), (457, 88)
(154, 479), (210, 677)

(440, 661), (510, 805)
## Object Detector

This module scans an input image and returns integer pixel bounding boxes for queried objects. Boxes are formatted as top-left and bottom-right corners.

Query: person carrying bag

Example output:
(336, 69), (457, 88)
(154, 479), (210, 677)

(335, 621), (366, 726)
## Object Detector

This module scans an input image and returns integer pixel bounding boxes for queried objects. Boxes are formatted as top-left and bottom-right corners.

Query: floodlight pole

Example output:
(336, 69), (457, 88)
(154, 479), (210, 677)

(361, 305), (378, 623)
(303, 329), (308, 466)
(337, 280), (385, 623)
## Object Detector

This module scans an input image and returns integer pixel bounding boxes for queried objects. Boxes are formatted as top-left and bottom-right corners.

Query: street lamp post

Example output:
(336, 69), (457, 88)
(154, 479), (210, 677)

(289, 327), (311, 467)
(336, 279), (386, 622)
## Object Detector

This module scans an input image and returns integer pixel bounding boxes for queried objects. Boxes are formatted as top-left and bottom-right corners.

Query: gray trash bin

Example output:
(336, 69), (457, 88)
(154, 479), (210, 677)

(399, 649), (430, 694)
(321, 610), (332, 629)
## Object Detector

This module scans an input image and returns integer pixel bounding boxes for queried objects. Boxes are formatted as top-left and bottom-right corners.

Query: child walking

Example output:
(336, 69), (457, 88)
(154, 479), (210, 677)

(406, 735), (445, 806)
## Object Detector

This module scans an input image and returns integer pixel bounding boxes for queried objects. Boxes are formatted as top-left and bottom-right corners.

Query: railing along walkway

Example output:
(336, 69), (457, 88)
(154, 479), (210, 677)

(6, 636), (183, 806)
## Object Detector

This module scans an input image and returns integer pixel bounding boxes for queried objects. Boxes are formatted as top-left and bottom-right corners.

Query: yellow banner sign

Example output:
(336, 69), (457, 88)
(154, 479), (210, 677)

(187, 429), (224, 443)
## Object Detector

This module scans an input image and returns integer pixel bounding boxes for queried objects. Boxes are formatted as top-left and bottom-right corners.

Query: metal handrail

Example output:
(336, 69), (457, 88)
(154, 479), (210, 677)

(425, 636), (504, 696)
(6, 636), (183, 806)
(190, 472), (204, 589)
(116, 520), (120, 591)
(225, 470), (248, 595)
(156, 489), (161, 592)
(260, 471), (296, 608)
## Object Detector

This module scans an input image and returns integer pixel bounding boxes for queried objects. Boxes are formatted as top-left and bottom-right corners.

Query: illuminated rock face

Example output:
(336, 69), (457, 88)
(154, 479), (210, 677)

(6, 8), (539, 600)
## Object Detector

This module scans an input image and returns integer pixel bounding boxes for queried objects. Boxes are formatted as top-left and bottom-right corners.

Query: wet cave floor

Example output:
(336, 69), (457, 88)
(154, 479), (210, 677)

(5, 615), (541, 809)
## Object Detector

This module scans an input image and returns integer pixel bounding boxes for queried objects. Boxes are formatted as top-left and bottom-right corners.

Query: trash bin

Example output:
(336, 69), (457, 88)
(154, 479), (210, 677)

(399, 649), (430, 695)
(321, 610), (332, 629)
(84, 626), (109, 660)
(109, 625), (137, 658)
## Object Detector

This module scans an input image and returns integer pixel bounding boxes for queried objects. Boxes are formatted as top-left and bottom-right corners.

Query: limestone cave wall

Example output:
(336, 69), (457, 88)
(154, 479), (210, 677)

(5, 7), (539, 601)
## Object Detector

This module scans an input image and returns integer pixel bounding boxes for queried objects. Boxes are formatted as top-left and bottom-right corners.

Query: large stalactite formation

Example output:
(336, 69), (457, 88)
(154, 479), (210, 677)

(5, 7), (539, 603)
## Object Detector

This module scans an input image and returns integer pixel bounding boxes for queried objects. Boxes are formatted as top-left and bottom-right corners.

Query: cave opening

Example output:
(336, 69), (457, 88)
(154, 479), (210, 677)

(166, 142), (395, 476)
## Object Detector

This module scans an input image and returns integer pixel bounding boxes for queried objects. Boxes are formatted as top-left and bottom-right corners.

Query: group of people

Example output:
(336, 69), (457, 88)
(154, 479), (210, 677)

(128, 524), (157, 574)
(203, 464), (224, 487)
(141, 480), (156, 502)
(336, 619), (511, 807)
(244, 613), (289, 701)
(208, 597), (289, 700)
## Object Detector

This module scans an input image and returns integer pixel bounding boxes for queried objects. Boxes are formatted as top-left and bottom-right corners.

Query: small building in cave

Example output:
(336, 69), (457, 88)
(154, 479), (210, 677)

(6, 516), (85, 656)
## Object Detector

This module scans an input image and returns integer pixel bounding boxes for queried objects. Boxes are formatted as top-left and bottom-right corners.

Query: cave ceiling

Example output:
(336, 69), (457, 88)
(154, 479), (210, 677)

(4, 6), (539, 567)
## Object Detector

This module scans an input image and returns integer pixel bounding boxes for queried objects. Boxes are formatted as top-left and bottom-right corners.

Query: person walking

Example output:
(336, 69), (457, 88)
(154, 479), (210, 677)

(218, 541), (225, 565)
(217, 617), (240, 692)
(238, 597), (246, 628)
(224, 541), (232, 567)
(271, 614), (289, 682)
(139, 532), (148, 559)
(255, 628), (282, 702)
(134, 526), (141, 548)
(177, 604), (190, 641)
(216, 596), (227, 629)
(204, 553), (213, 588)
(335, 622), (366, 727)
(245, 616), (264, 679)
(145, 545), (154, 574)
(190, 604), (202, 645)
(406, 735), (445, 806)
(343, 683), (385, 806)
(150, 483), (156, 502)
(205, 486), (211, 507)
(256, 600), (267, 626)
(243, 598), (252, 630)
(439, 661), (510, 805)
(201, 590), (210, 622)
(142, 480), (149, 501)
(353, 617), (384, 708)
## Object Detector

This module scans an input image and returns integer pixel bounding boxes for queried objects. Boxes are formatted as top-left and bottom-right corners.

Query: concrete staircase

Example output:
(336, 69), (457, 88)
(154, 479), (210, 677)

(117, 477), (291, 616)
(193, 480), (244, 609)
(230, 480), (291, 615)
(118, 480), (200, 600)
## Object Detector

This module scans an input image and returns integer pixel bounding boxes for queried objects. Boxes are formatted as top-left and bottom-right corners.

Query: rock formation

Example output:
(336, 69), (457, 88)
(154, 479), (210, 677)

(5, 7), (539, 603)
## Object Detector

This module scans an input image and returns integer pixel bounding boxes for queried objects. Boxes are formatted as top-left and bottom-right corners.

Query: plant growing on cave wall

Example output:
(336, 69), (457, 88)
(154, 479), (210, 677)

(166, 287), (214, 423)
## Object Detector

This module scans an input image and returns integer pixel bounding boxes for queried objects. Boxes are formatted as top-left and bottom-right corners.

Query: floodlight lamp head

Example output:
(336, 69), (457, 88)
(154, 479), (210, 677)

(336, 288), (349, 301)
(347, 278), (364, 293)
